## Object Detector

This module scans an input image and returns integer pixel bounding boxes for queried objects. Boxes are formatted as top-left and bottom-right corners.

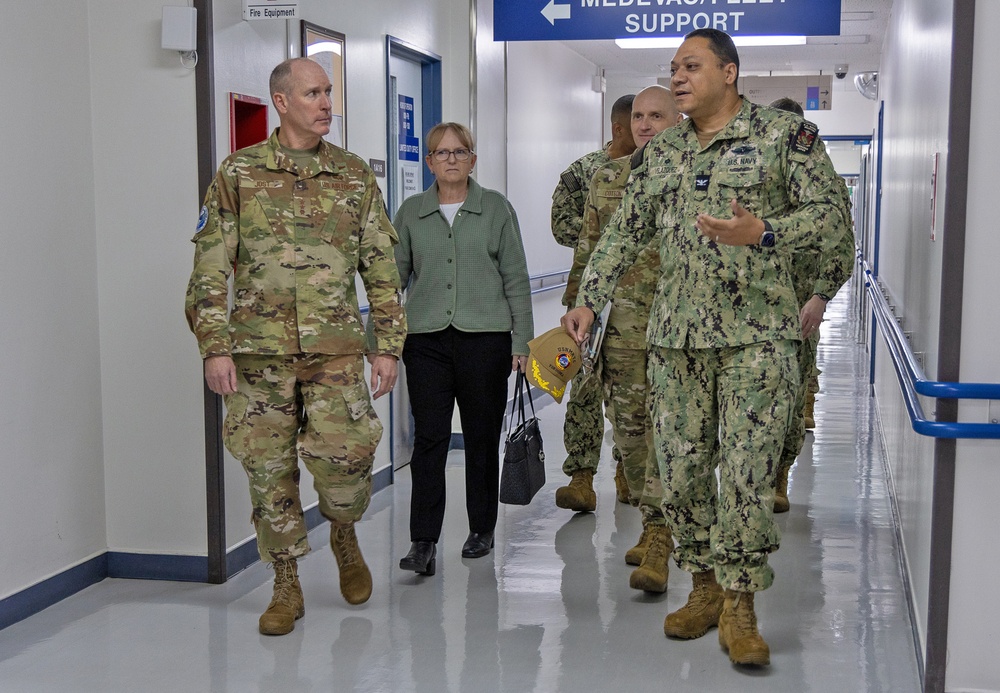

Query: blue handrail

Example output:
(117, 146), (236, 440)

(861, 256), (1000, 439)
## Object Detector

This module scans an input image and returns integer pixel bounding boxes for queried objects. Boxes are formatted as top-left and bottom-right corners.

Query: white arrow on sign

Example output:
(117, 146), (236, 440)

(541, 0), (571, 25)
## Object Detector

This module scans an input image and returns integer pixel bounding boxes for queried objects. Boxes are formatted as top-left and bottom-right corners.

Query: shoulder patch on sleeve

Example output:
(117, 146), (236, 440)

(560, 169), (582, 194)
(196, 205), (208, 232)
(630, 142), (648, 171)
(791, 121), (819, 155)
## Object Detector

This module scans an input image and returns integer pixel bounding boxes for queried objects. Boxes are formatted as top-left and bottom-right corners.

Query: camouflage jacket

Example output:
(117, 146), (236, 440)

(185, 129), (406, 359)
(550, 145), (612, 249)
(791, 219), (855, 307)
(565, 157), (659, 349)
(576, 99), (852, 349)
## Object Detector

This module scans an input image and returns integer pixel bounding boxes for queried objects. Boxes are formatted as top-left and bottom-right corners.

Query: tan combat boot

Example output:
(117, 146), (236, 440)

(258, 558), (305, 635)
(330, 521), (372, 605)
(803, 389), (816, 429)
(718, 589), (770, 666)
(629, 525), (672, 593)
(773, 467), (790, 513)
(614, 461), (630, 504)
(554, 470), (597, 512)
(625, 521), (651, 566)
(663, 569), (724, 639)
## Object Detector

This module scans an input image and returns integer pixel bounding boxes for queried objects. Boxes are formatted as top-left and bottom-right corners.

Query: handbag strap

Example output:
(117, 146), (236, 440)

(521, 366), (536, 419)
(507, 370), (528, 440)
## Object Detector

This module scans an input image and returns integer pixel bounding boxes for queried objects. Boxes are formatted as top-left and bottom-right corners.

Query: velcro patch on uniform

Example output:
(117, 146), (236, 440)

(560, 170), (582, 194)
(242, 180), (283, 189)
(599, 189), (625, 199)
(695, 175), (711, 191)
(322, 181), (365, 192)
(792, 122), (819, 155)
(196, 205), (208, 232)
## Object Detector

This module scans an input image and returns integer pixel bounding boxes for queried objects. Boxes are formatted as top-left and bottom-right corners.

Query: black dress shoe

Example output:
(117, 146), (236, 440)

(399, 541), (436, 575)
(461, 531), (495, 559)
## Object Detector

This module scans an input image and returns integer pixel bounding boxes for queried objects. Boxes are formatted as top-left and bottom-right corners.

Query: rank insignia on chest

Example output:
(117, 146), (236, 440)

(792, 122), (819, 154)
(695, 175), (711, 191)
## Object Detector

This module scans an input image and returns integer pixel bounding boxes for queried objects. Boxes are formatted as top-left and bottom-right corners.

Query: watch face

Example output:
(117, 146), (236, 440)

(761, 232), (776, 248)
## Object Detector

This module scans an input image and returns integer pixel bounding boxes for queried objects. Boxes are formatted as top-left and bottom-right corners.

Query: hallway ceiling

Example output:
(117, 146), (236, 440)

(559, 0), (891, 84)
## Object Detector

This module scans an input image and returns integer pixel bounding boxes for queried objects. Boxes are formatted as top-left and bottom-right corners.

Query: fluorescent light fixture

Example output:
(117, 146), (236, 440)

(841, 11), (875, 21)
(616, 35), (806, 49)
(808, 34), (869, 45)
(307, 41), (342, 56)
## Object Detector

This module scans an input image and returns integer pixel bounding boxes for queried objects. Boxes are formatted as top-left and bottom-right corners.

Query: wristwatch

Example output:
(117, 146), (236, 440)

(759, 220), (776, 248)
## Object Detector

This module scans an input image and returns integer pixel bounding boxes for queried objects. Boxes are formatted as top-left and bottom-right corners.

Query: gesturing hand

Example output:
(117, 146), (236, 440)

(695, 199), (765, 246)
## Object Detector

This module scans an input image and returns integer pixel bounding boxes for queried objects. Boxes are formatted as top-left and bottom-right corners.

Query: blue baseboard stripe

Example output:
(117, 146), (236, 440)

(1, 464), (396, 630)
(0, 554), (107, 631)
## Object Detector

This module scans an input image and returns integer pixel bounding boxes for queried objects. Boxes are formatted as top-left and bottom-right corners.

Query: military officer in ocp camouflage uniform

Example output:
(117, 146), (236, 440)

(768, 97), (856, 514)
(563, 30), (852, 667)
(564, 85), (683, 594)
(552, 94), (637, 512)
(185, 58), (406, 637)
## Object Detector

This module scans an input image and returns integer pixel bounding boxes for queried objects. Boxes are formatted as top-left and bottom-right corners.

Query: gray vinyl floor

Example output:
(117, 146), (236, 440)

(0, 290), (922, 692)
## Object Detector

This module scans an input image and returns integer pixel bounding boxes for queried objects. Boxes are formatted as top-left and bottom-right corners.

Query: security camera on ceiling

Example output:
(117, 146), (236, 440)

(835, 63), (849, 80)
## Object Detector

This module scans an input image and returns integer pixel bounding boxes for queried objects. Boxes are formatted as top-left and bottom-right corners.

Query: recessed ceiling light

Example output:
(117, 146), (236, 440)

(616, 35), (806, 50)
(808, 34), (870, 44)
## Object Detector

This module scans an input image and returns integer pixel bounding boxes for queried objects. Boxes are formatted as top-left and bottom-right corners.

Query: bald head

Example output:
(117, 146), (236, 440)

(631, 85), (681, 147)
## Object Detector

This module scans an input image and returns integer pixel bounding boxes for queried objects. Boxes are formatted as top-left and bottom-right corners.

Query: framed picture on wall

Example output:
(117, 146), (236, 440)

(301, 21), (346, 148)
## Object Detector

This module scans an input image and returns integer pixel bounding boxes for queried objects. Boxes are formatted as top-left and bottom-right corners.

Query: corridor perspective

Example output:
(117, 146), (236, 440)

(0, 290), (923, 692)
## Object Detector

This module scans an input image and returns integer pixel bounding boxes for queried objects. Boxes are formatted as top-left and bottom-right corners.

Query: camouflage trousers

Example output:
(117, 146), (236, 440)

(779, 332), (819, 476)
(561, 368), (607, 475)
(647, 340), (798, 592)
(600, 344), (664, 525)
(224, 353), (383, 563)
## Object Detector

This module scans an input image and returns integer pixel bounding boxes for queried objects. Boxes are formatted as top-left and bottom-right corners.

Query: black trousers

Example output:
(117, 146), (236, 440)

(402, 327), (512, 542)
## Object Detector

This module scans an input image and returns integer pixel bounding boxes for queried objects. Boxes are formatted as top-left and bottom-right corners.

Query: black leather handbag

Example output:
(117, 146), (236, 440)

(499, 371), (545, 505)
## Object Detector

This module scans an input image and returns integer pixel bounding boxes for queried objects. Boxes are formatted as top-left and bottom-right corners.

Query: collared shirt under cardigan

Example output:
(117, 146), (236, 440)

(393, 177), (533, 355)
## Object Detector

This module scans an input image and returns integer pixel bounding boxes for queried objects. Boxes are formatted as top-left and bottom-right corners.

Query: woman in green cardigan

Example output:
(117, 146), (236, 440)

(395, 122), (533, 575)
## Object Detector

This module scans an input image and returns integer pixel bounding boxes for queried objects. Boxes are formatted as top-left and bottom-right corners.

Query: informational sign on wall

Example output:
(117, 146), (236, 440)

(739, 75), (834, 111)
(243, 0), (298, 21)
(398, 95), (420, 163)
(401, 164), (421, 201)
(494, 0), (841, 42)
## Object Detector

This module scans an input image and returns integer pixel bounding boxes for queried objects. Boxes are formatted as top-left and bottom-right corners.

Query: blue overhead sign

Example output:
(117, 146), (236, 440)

(494, 0), (842, 42)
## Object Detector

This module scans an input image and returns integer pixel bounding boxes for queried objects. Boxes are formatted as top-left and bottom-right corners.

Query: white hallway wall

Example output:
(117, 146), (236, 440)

(948, 0), (1000, 688)
(0, 2), (108, 600)
(873, 0), (952, 671)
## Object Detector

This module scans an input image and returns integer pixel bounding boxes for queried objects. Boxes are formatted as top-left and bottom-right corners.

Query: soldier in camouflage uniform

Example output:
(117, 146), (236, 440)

(563, 31), (851, 666)
(185, 58), (406, 636)
(565, 86), (682, 593)
(552, 94), (637, 512)
(768, 98), (855, 513)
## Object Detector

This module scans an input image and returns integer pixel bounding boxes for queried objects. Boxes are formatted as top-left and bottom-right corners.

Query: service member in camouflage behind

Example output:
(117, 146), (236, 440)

(564, 85), (683, 593)
(185, 58), (406, 636)
(563, 30), (852, 666)
(552, 94), (637, 513)
(768, 97), (855, 514)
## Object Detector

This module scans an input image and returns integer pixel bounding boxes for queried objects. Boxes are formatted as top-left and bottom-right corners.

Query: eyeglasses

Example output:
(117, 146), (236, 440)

(430, 148), (473, 162)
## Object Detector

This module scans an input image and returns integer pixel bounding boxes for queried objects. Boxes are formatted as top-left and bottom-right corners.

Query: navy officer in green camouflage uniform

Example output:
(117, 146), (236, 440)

(563, 30), (851, 667)
(185, 58), (406, 636)
(551, 94), (636, 512)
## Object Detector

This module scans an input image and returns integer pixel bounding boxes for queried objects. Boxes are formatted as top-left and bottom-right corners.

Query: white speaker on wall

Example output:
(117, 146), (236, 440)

(161, 6), (197, 52)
